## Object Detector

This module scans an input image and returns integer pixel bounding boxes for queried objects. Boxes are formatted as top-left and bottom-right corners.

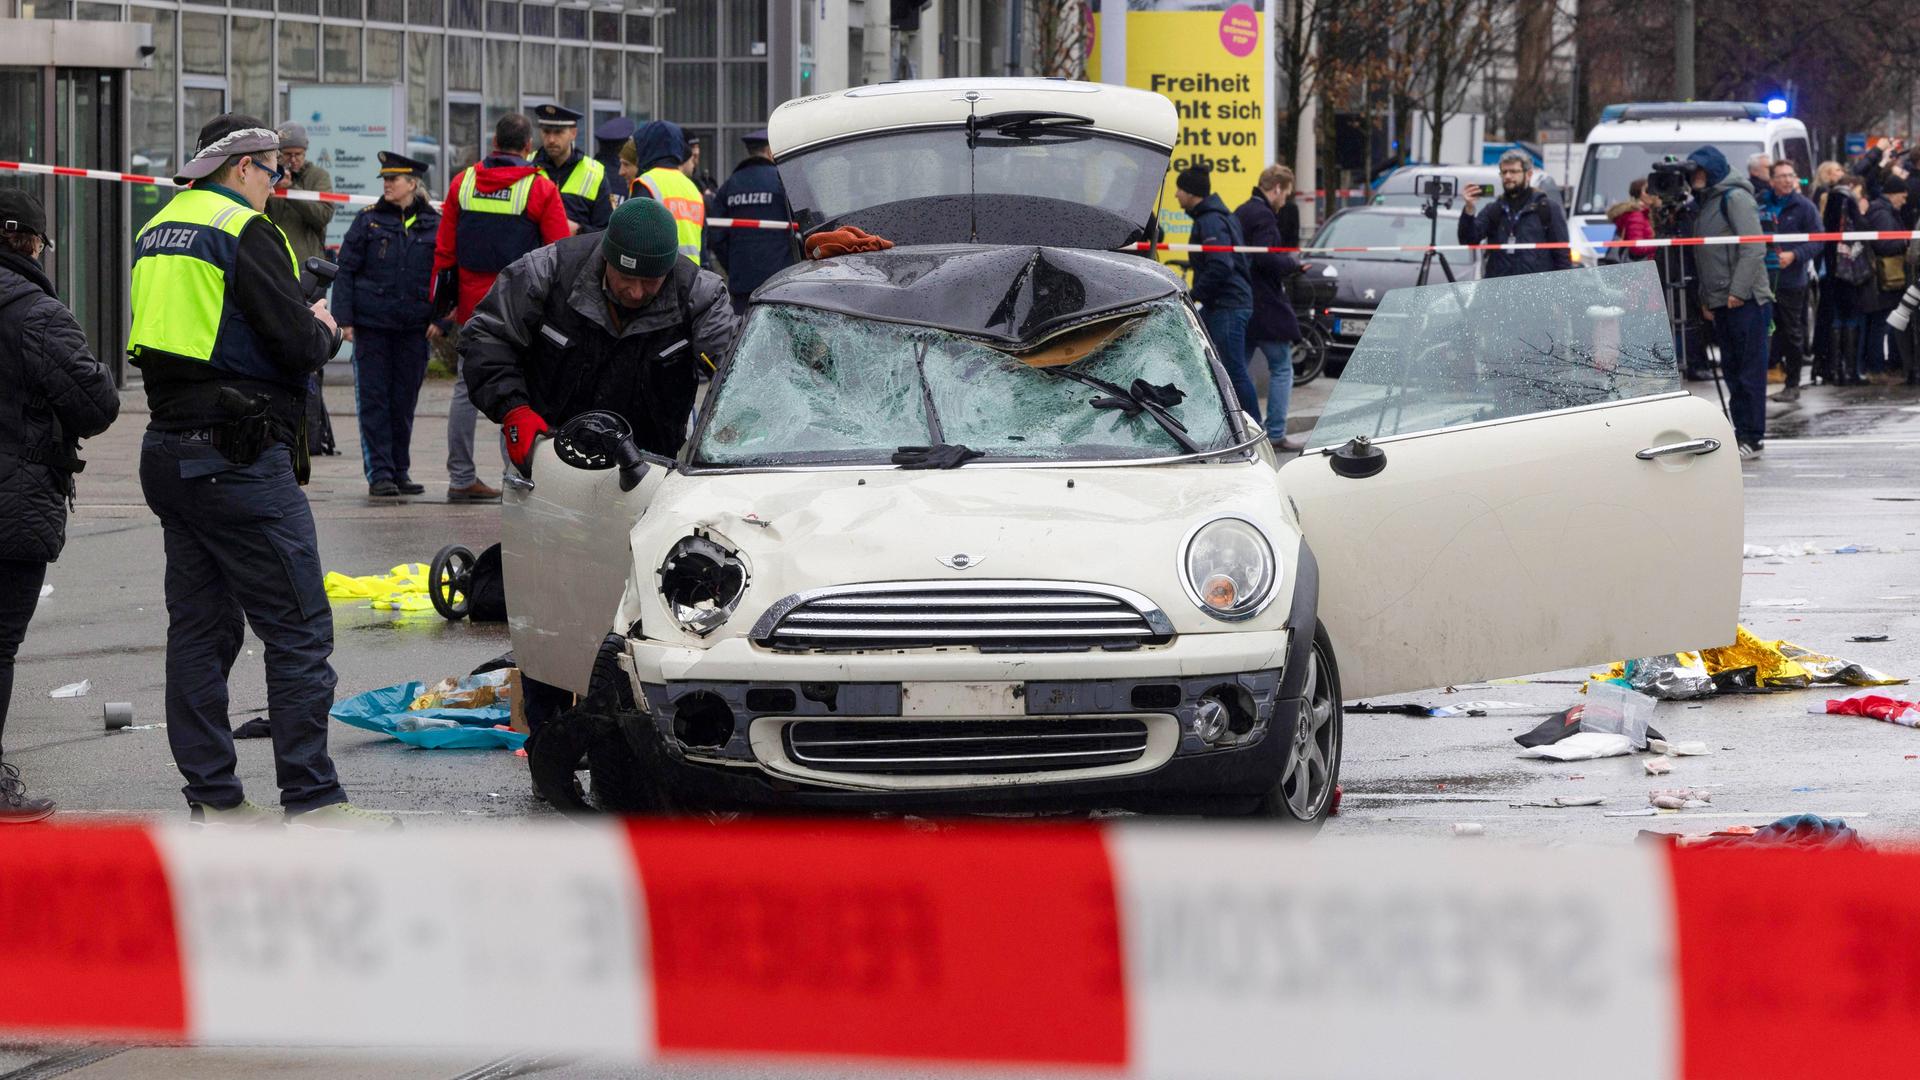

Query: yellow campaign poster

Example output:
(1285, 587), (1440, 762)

(1090, 3), (1266, 261)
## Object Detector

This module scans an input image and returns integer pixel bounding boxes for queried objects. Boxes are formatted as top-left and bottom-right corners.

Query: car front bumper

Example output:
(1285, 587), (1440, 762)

(620, 633), (1298, 809)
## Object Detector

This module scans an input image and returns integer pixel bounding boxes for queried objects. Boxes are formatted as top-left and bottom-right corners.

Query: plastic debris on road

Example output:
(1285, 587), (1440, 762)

(1650, 788), (1712, 809)
(330, 676), (525, 750)
(1621, 653), (1715, 700)
(1425, 700), (1560, 717)
(1451, 823), (1485, 837)
(1850, 634), (1891, 643)
(49, 679), (90, 699)
(1520, 731), (1634, 761)
(1808, 690), (1920, 729)
(1644, 758), (1673, 775)
(1513, 796), (1605, 808)
(1646, 738), (1711, 756)
(1743, 542), (1904, 558)
(323, 563), (428, 609)
(1579, 683), (1653, 748)
(37, 584), (51, 598)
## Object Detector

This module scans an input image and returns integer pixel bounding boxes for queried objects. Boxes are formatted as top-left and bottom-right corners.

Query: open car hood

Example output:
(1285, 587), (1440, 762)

(767, 78), (1178, 249)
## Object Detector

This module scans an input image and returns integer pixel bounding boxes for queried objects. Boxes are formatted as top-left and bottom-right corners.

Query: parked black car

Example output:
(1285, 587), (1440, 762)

(1305, 206), (1481, 371)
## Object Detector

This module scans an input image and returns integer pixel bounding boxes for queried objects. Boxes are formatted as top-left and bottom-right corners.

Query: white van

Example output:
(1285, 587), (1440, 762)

(1569, 102), (1812, 258)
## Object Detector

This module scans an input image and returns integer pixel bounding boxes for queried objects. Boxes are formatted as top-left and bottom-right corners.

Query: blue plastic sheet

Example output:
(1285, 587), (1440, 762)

(330, 680), (526, 750)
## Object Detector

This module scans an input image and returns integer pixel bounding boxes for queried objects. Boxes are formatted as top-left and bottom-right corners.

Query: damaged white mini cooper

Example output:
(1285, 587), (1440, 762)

(504, 78), (1742, 824)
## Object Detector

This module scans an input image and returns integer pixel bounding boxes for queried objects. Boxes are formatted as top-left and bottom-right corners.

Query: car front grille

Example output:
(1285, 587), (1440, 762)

(750, 581), (1176, 652)
(782, 717), (1152, 775)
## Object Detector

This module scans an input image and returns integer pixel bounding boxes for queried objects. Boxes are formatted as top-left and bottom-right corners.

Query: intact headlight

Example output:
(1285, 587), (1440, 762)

(657, 533), (747, 637)
(1182, 517), (1277, 621)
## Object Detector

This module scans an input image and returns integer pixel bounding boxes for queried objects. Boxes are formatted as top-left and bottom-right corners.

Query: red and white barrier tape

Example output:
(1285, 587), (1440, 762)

(2, 818), (1916, 1078)
(0, 158), (800, 230)
(1139, 229), (1920, 255)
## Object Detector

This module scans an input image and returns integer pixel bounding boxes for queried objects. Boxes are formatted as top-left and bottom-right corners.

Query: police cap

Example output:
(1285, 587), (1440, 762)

(377, 150), (430, 178)
(533, 103), (583, 128)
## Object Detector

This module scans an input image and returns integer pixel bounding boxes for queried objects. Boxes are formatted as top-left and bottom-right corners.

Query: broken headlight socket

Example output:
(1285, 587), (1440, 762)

(657, 532), (747, 637)
(1180, 516), (1278, 621)
(1194, 684), (1259, 747)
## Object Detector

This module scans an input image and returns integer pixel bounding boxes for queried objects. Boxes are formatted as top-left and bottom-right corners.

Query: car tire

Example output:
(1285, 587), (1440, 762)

(583, 635), (676, 814)
(1292, 324), (1328, 387)
(1253, 620), (1343, 827)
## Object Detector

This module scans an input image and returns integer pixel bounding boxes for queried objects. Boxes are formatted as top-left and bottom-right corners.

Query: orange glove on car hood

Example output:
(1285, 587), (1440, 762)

(805, 225), (895, 260)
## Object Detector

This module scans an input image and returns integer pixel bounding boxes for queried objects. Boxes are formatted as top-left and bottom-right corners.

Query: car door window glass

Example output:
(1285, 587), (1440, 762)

(1306, 261), (1681, 449)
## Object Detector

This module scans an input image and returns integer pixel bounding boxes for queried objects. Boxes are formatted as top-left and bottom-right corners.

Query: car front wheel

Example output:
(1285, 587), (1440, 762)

(1255, 621), (1342, 826)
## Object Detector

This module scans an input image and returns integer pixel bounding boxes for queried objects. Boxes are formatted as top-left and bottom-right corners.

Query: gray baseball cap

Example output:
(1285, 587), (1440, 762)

(276, 122), (310, 150)
(174, 114), (282, 185)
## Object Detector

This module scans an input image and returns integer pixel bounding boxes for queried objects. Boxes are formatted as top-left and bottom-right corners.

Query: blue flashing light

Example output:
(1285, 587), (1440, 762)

(1766, 97), (1789, 116)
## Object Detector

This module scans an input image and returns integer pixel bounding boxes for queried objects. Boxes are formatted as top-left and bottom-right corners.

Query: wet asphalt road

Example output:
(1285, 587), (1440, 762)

(3, 372), (1919, 1079)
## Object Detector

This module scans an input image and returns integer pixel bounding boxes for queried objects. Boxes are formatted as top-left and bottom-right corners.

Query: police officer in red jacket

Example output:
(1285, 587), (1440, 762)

(429, 113), (570, 501)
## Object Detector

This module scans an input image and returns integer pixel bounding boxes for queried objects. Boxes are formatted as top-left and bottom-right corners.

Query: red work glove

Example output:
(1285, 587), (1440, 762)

(502, 405), (550, 474)
(805, 225), (895, 260)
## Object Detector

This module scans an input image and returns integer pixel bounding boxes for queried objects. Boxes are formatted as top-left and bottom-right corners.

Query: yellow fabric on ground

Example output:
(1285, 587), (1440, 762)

(324, 563), (428, 605)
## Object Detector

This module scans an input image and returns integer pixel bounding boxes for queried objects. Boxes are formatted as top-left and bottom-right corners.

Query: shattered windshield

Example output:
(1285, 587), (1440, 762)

(1306, 261), (1681, 449)
(694, 300), (1238, 466)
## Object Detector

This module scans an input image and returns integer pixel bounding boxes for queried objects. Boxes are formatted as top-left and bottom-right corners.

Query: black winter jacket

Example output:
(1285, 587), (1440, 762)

(0, 249), (120, 562)
(461, 234), (738, 457)
(333, 195), (441, 331)
(1186, 193), (1252, 309)
(1233, 188), (1301, 343)
(1861, 198), (1909, 314)
(709, 158), (797, 297)
(1458, 188), (1571, 278)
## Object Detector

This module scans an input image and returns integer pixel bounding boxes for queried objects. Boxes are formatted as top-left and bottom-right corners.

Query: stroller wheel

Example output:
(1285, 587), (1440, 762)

(428, 543), (475, 620)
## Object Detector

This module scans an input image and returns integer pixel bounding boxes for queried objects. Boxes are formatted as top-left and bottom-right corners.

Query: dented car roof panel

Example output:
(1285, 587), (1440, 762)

(752, 245), (1184, 348)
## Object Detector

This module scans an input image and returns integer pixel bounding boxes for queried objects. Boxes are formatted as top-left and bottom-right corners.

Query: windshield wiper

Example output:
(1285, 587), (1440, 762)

(1047, 369), (1202, 455)
(966, 110), (1094, 148)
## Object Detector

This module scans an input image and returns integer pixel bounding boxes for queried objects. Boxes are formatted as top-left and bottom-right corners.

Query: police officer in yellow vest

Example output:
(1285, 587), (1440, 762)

(531, 103), (611, 235)
(628, 120), (706, 266)
(129, 115), (397, 832)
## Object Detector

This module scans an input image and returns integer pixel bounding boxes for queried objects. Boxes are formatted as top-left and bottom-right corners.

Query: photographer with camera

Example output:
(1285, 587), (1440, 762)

(1686, 146), (1772, 459)
(1459, 149), (1570, 278)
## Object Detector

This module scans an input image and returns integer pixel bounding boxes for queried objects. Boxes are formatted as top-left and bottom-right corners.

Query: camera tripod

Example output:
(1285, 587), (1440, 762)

(1652, 200), (1729, 423)
(1418, 191), (1458, 288)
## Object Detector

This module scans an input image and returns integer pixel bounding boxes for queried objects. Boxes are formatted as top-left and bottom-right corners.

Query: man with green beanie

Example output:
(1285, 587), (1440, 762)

(462, 197), (736, 465)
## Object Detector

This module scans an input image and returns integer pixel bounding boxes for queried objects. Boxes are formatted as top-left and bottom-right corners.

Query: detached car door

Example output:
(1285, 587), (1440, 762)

(1279, 262), (1741, 699)
(500, 440), (666, 695)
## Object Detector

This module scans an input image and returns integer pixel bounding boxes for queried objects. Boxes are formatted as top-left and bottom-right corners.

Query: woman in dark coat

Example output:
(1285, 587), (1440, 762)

(0, 191), (120, 821)
(1860, 174), (1910, 380)
(333, 152), (443, 496)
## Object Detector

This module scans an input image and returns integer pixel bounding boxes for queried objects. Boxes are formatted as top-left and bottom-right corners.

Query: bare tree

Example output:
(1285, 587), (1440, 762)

(1029, 0), (1091, 80)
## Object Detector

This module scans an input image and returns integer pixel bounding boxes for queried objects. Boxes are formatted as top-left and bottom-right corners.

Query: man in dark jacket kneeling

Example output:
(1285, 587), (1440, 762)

(462, 196), (738, 470)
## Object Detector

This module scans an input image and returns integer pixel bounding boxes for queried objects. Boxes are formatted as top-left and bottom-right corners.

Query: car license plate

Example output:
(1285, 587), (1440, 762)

(1336, 316), (1370, 337)
(900, 682), (1025, 718)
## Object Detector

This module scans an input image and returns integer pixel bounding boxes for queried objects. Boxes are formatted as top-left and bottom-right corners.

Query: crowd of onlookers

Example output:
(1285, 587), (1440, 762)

(1593, 139), (1920, 458)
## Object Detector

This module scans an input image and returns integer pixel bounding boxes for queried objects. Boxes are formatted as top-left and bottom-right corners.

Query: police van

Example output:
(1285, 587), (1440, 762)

(1568, 102), (1812, 259)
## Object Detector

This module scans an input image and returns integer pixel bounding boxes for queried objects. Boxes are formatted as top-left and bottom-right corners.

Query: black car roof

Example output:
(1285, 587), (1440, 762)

(751, 244), (1186, 348)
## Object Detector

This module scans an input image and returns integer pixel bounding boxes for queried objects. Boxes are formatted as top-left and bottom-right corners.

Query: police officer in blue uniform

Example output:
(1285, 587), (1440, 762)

(334, 150), (441, 497)
(709, 129), (796, 315)
(129, 115), (396, 830)
(531, 103), (612, 235)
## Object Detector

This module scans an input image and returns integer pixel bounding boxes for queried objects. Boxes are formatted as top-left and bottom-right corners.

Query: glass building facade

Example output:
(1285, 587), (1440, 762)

(22, 0), (666, 188)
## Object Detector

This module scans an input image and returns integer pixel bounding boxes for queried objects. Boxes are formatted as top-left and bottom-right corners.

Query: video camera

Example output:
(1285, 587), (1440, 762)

(1647, 156), (1694, 203)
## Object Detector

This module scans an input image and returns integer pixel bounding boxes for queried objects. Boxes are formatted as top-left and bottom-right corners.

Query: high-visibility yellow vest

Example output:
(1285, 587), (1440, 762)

(128, 186), (299, 379)
(454, 167), (543, 274)
(545, 153), (606, 201)
(639, 165), (706, 264)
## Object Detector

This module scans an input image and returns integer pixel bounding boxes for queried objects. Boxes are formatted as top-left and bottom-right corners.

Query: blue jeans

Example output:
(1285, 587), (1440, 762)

(139, 432), (346, 813)
(1202, 306), (1259, 424)
(1713, 301), (1770, 447)
(1250, 339), (1294, 440)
